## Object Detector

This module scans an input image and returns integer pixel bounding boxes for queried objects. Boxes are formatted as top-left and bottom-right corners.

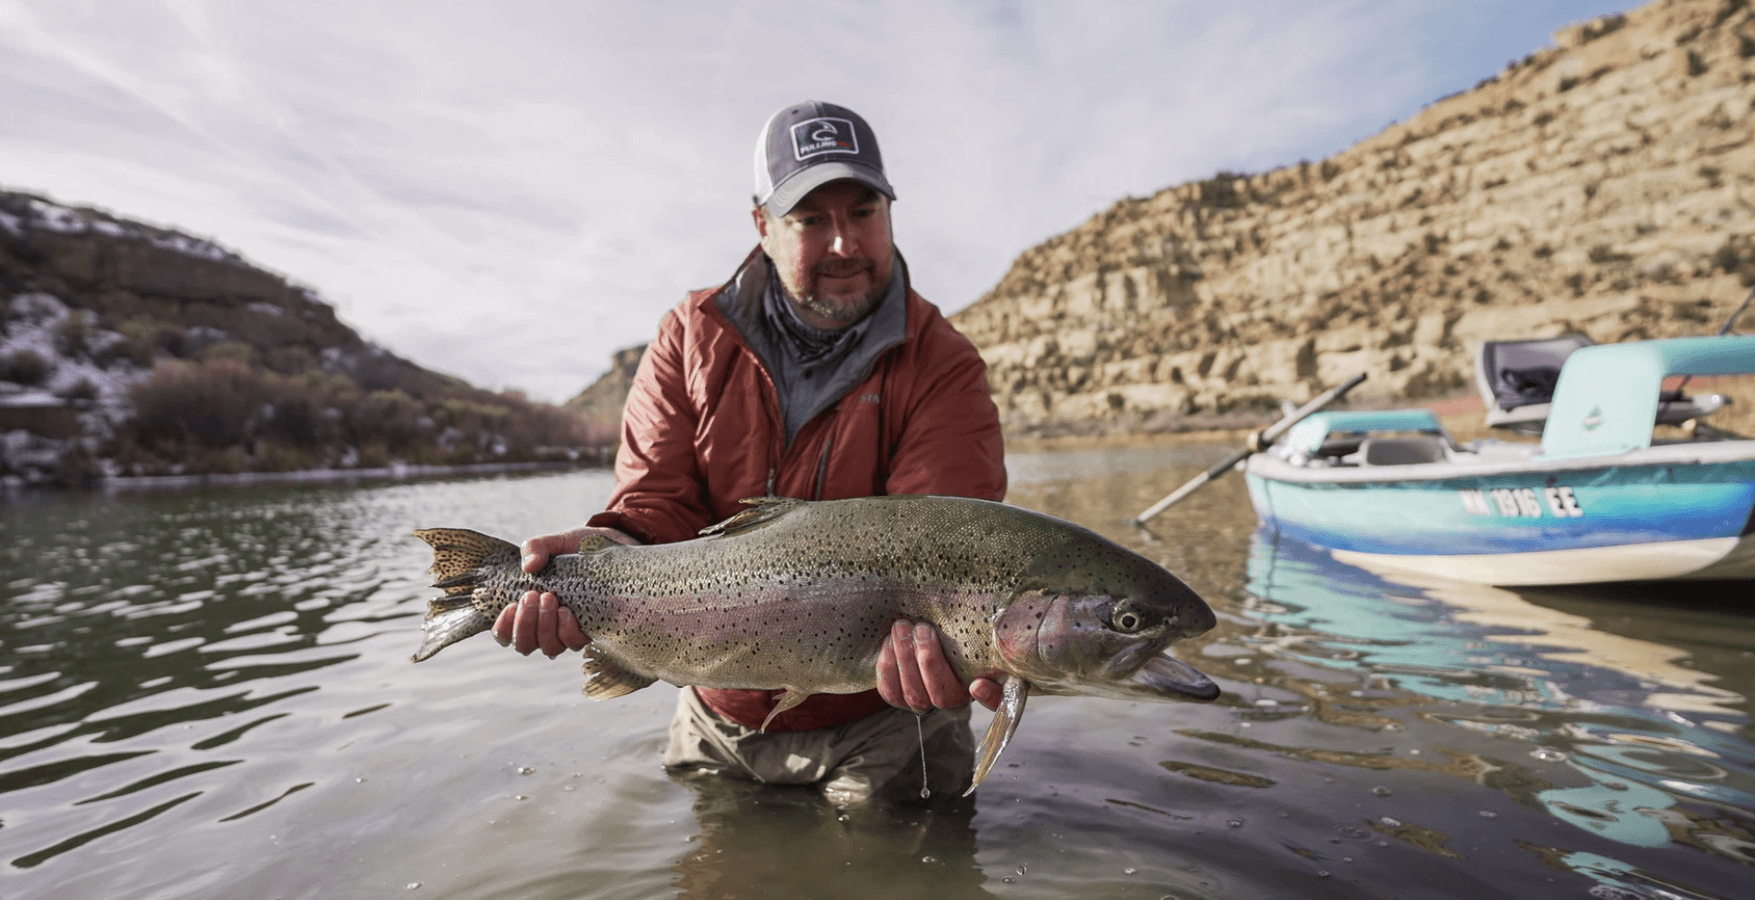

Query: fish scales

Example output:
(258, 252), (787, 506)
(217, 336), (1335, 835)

(541, 498), (1045, 689)
(411, 494), (1220, 793)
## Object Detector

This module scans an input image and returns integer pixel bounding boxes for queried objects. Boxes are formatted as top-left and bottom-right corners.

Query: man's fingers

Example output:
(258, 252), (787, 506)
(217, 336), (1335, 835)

(492, 603), (516, 646)
(969, 677), (1003, 712)
(876, 632), (905, 708)
(891, 620), (930, 713)
(536, 592), (563, 658)
(512, 591), (540, 656)
(557, 602), (590, 652)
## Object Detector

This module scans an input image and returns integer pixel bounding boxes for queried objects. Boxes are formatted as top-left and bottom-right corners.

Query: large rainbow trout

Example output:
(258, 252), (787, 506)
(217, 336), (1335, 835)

(412, 495), (1220, 793)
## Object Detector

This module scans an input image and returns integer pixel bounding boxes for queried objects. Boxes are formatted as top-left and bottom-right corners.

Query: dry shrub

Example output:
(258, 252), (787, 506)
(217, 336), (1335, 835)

(129, 358), (267, 452)
(1, 349), (52, 386)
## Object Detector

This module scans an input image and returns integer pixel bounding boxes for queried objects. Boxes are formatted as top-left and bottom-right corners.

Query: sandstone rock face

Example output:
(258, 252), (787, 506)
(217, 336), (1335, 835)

(952, 0), (1755, 436)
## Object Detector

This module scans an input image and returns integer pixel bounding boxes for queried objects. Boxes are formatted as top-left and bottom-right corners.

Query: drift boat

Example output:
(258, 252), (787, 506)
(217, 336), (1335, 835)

(1243, 335), (1755, 586)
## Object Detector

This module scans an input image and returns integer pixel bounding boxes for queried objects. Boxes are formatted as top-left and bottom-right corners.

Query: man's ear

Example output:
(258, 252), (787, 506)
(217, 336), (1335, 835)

(751, 205), (770, 239)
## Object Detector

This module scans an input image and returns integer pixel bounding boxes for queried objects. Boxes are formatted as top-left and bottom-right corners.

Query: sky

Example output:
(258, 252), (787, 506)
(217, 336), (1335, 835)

(0, 0), (1639, 404)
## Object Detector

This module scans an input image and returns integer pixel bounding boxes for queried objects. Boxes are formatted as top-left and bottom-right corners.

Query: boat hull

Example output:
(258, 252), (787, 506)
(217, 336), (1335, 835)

(1245, 451), (1755, 586)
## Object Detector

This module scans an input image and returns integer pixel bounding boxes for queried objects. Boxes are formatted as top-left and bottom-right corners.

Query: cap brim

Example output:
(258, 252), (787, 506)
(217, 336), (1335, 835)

(765, 162), (895, 217)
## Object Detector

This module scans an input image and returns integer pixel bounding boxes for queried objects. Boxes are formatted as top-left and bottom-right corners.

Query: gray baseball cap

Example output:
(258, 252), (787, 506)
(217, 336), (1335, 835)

(752, 100), (896, 216)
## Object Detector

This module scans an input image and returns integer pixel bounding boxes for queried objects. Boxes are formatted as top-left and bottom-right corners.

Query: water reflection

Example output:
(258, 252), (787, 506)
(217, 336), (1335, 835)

(1242, 529), (1755, 888)
(671, 777), (990, 899)
(3, 454), (1754, 900)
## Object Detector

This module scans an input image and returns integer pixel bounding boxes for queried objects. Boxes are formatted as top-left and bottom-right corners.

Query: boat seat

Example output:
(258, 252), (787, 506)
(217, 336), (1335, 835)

(1475, 334), (1593, 435)
(1476, 334), (1732, 435)
(1358, 436), (1449, 466)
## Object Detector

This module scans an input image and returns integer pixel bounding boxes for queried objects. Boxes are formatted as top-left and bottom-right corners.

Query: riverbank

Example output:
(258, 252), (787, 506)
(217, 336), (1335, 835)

(2, 458), (609, 495)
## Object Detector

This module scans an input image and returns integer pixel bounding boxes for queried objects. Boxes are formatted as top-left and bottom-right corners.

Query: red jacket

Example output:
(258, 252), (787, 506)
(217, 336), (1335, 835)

(588, 249), (1006, 731)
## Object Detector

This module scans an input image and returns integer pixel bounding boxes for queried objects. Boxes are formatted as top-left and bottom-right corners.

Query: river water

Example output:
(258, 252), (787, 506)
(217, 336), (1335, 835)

(2, 443), (1752, 899)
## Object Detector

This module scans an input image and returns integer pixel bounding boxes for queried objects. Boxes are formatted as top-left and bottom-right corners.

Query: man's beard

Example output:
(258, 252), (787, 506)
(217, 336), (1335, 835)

(792, 263), (891, 327)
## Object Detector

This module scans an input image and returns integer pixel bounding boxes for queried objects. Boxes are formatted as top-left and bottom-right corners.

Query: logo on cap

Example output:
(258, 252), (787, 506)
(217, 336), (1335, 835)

(791, 117), (858, 161)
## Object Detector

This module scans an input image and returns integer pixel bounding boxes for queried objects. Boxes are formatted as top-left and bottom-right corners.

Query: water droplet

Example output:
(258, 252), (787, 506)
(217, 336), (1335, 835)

(1002, 877), (1015, 884)
(1372, 786), (1392, 796)
(1530, 747), (1568, 762)
(1124, 867), (1138, 875)
(406, 882), (421, 891)
(562, 784), (575, 791)
(1478, 810), (1497, 819)
(518, 766), (535, 775)
(1016, 864), (1028, 876)
(513, 794), (528, 801)
(1380, 816), (1401, 827)
(1342, 857), (1353, 863)
(355, 777), (366, 784)
(1227, 820), (1243, 828)
(1318, 871), (1331, 879)
(921, 856), (937, 864)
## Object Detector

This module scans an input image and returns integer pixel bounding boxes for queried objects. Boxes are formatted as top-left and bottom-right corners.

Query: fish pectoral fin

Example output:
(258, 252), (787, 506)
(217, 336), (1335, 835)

(965, 675), (1029, 796)
(698, 497), (808, 538)
(758, 688), (811, 733)
(580, 649), (657, 700)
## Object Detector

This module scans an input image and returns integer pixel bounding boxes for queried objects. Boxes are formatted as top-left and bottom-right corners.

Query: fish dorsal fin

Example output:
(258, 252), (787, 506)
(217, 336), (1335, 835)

(698, 496), (808, 538)
(577, 534), (617, 554)
(580, 648), (658, 700)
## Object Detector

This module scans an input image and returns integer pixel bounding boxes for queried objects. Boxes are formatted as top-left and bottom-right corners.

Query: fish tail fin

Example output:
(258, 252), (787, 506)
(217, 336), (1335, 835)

(415, 528), (519, 590)
(410, 528), (519, 662)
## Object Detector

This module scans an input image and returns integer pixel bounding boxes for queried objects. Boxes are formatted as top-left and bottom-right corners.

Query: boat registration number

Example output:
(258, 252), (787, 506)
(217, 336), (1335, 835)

(1458, 486), (1584, 519)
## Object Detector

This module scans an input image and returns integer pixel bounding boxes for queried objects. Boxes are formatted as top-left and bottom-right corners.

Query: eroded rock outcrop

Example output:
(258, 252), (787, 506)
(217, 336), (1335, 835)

(953, 0), (1755, 436)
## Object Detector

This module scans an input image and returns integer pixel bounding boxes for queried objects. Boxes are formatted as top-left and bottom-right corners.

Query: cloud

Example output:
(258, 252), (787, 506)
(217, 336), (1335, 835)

(0, 0), (1632, 402)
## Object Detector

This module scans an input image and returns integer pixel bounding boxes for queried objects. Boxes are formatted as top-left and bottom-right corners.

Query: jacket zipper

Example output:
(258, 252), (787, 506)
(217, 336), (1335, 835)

(811, 427), (835, 500)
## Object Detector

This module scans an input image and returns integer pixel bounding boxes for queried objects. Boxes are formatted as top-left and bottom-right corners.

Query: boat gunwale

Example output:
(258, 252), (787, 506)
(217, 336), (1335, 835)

(1246, 436), (1755, 486)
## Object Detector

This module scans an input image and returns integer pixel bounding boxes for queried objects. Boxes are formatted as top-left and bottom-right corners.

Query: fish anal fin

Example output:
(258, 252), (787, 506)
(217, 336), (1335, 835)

(580, 648), (657, 700)
(698, 497), (807, 538)
(965, 675), (1029, 796)
(758, 687), (810, 733)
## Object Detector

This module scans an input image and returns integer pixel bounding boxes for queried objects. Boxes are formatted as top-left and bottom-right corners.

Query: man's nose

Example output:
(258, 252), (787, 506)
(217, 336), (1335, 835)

(828, 219), (857, 256)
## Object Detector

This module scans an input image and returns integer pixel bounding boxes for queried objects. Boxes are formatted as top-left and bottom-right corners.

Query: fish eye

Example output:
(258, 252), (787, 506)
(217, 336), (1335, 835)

(1109, 604), (1149, 633)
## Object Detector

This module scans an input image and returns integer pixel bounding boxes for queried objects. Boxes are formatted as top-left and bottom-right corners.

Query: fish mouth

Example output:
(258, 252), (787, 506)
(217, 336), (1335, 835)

(1129, 653), (1221, 702)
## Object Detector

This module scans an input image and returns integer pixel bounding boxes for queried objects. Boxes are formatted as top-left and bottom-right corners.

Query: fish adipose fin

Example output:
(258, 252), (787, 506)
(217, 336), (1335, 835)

(699, 497), (808, 538)
(577, 534), (618, 554)
(966, 675), (1029, 796)
(409, 528), (519, 663)
(580, 649), (657, 699)
(758, 687), (810, 733)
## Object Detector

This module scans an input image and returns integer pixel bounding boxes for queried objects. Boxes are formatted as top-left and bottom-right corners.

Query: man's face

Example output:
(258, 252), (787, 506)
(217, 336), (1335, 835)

(754, 180), (895, 329)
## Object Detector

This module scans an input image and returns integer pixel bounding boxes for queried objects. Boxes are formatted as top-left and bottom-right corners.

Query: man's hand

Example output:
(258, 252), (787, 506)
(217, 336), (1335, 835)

(492, 526), (638, 658)
(876, 619), (1002, 713)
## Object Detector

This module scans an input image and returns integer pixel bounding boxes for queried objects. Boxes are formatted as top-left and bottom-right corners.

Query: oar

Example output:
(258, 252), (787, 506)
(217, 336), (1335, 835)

(1129, 373), (1368, 527)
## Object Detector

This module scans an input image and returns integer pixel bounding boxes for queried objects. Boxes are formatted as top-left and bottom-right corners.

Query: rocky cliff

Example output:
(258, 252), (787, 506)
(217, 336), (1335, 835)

(0, 190), (596, 485)
(952, 0), (1755, 436)
(564, 343), (647, 443)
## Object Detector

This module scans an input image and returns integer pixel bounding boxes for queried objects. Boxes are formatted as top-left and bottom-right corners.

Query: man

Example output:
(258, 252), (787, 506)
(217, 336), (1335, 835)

(496, 100), (1007, 805)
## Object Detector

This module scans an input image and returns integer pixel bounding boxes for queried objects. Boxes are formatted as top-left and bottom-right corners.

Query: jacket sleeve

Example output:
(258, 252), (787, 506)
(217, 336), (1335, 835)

(586, 310), (717, 544)
(883, 327), (1008, 502)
